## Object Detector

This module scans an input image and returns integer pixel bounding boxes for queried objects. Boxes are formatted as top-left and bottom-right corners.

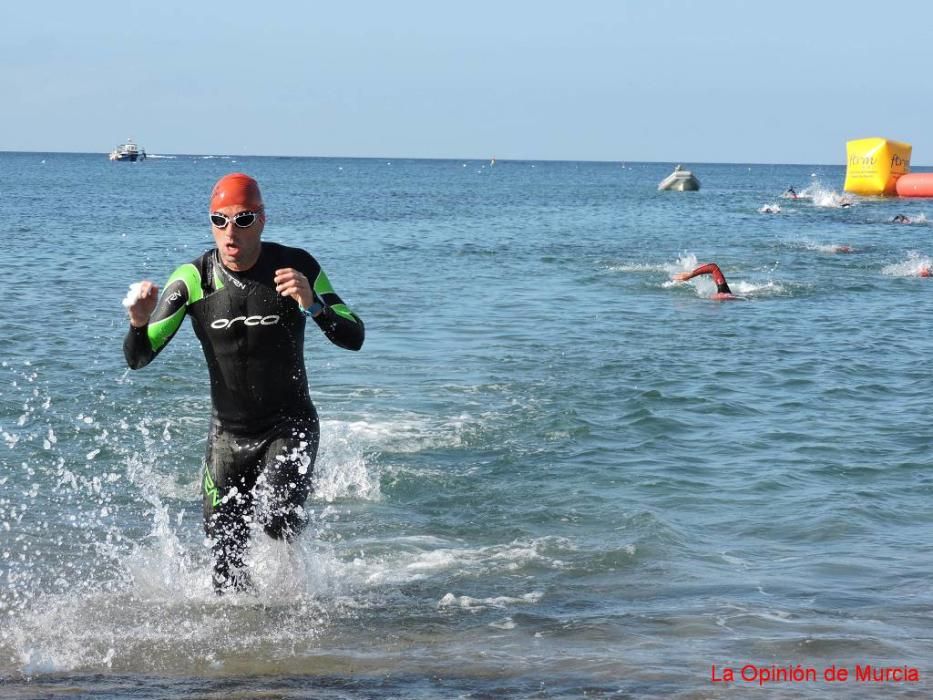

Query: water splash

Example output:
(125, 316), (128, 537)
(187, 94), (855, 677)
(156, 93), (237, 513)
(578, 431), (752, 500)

(799, 240), (854, 254)
(0, 360), (388, 677)
(664, 254), (785, 298)
(800, 182), (855, 208)
(882, 251), (933, 277)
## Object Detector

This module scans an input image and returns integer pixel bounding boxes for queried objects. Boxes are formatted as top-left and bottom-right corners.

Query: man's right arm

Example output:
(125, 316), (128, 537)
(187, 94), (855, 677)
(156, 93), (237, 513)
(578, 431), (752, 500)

(123, 264), (200, 369)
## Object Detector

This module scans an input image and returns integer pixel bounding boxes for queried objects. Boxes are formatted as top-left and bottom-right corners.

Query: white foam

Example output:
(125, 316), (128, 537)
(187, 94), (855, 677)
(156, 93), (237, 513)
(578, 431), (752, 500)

(758, 203), (781, 214)
(730, 280), (783, 296)
(666, 253), (700, 278)
(489, 617), (517, 629)
(800, 240), (853, 254)
(801, 182), (854, 208)
(19, 645), (69, 674)
(343, 536), (575, 587)
(666, 255), (784, 298)
(604, 261), (670, 273)
(890, 213), (928, 225)
(312, 419), (384, 503)
(323, 412), (473, 454)
(121, 282), (144, 309)
(438, 591), (543, 611)
(882, 251), (933, 277)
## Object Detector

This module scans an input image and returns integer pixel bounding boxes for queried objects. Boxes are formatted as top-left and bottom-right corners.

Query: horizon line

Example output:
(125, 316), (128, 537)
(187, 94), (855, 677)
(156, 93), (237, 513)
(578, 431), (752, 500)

(5, 148), (932, 169)
(0, 148), (870, 168)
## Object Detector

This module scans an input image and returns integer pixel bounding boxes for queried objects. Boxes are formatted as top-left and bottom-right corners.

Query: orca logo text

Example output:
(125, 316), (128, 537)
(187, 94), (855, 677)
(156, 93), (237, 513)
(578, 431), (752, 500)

(211, 315), (281, 329)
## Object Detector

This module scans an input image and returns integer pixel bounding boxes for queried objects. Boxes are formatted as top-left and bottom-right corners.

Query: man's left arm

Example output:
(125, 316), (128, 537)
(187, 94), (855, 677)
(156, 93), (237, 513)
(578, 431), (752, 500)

(308, 267), (364, 351)
(274, 255), (364, 351)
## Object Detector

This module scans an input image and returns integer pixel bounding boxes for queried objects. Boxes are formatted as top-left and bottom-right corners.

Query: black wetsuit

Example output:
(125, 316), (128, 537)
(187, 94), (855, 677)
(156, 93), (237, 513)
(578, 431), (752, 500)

(124, 242), (364, 591)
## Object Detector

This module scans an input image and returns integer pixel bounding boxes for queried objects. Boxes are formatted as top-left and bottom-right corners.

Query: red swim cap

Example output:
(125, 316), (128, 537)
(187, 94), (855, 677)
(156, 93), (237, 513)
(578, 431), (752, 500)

(210, 173), (263, 211)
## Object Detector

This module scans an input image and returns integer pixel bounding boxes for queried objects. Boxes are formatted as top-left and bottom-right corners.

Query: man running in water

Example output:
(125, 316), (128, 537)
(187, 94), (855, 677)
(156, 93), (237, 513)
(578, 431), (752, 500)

(672, 262), (738, 301)
(123, 173), (364, 593)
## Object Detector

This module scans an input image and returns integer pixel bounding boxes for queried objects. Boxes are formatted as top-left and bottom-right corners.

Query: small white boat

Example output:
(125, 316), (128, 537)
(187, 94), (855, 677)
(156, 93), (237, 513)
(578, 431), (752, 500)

(658, 164), (699, 191)
(108, 139), (146, 162)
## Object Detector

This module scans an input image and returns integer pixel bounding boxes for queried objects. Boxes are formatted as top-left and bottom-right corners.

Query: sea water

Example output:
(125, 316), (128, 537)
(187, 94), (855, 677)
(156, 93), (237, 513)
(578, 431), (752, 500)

(1, 153), (932, 698)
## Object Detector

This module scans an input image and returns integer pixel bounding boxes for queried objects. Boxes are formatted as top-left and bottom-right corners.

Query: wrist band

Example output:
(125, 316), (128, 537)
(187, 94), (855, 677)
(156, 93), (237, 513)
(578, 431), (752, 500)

(301, 301), (324, 317)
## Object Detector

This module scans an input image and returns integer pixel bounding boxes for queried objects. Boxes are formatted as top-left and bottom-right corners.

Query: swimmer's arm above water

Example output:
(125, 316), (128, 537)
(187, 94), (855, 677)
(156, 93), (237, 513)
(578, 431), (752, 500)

(672, 263), (733, 295)
(123, 265), (195, 369)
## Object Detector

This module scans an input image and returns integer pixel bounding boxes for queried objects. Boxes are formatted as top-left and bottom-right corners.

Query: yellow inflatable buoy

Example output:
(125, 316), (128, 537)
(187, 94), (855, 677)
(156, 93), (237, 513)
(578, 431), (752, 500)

(844, 137), (911, 196)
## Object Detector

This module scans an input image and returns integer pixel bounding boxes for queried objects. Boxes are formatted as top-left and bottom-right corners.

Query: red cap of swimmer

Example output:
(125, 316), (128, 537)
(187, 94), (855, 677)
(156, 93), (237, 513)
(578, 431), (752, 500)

(210, 173), (263, 212)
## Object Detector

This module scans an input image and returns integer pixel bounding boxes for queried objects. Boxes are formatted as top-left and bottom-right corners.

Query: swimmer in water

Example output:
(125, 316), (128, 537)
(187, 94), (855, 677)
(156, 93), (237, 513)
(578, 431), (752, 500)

(892, 214), (912, 224)
(672, 262), (740, 300)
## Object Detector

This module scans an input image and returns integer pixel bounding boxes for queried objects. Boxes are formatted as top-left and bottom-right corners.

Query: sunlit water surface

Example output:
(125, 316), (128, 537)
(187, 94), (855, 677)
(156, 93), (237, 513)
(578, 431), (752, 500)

(1, 153), (932, 698)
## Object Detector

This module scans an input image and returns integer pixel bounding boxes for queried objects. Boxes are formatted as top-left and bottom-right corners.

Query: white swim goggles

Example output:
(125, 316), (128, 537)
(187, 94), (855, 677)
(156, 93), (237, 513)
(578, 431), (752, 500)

(210, 210), (261, 229)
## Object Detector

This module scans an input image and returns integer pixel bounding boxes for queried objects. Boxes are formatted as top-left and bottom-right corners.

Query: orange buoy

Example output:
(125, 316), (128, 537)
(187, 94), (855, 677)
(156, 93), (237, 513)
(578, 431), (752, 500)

(896, 173), (933, 197)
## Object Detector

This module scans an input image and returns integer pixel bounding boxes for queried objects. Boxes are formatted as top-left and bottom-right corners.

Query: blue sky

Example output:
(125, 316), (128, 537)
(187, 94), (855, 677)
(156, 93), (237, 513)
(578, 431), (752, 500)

(5, 1), (933, 163)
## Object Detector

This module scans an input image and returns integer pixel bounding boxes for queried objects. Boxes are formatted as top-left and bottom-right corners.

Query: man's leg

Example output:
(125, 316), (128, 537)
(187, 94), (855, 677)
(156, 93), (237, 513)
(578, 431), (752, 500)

(202, 425), (258, 593)
(254, 417), (320, 542)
